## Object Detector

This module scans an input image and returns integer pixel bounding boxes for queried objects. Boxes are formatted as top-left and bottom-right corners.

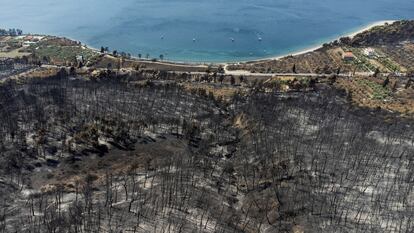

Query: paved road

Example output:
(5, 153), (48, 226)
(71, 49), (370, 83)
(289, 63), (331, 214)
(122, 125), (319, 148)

(223, 64), (361, 77)
(41, 64), (403, 79)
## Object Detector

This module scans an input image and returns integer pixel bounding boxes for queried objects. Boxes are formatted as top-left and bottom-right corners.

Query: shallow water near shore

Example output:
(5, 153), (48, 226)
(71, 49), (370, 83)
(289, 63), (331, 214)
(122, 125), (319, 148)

(1, 0), (414, 62)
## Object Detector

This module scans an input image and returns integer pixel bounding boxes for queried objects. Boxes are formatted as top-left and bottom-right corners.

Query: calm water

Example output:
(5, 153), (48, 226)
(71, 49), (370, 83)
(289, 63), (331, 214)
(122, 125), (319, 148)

(1, 0), (413, 62)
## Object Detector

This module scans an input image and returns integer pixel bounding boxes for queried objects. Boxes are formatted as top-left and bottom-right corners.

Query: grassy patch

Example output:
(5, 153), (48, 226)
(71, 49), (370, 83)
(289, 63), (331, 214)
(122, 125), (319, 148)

(32, 45), (98, 64)
(377, 56), (401, 72)
(0, 48), (31, 58)
(356, 79), (391, 100)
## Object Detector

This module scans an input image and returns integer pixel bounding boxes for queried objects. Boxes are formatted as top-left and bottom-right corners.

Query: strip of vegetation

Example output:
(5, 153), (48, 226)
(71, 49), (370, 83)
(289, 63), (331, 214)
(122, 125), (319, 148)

(356, 79), (391, 100)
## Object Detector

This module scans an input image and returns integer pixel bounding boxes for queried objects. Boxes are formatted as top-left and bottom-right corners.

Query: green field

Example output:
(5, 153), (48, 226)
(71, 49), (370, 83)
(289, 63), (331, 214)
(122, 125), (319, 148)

(32, 45), (98, 64)
(356, 79), (391, 100)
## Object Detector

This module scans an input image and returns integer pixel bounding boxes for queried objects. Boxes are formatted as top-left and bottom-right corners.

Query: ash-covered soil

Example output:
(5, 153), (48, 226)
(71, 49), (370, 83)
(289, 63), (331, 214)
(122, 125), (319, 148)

(0, 73), (413, 233)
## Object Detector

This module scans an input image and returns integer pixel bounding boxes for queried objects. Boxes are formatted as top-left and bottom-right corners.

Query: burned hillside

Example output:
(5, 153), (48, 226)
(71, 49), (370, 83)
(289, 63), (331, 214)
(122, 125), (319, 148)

(0, 71), (413, 233)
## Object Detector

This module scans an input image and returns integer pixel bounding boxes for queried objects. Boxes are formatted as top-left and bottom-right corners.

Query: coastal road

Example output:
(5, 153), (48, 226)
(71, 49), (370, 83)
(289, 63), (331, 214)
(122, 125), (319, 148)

(222, 64), (374, 77)
(39, 64), (396, 79)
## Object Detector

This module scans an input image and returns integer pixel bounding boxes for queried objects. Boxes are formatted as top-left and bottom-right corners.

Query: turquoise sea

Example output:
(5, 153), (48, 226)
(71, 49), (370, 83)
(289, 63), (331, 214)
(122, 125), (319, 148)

(1, 0), (413, 62)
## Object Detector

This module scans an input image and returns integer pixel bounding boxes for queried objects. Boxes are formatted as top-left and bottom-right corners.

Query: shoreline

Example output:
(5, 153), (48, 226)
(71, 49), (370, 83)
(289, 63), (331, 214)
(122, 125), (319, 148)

(229, 20), (396, 65)
(60, 20), (396, 66)
(2, 20), (397, 66)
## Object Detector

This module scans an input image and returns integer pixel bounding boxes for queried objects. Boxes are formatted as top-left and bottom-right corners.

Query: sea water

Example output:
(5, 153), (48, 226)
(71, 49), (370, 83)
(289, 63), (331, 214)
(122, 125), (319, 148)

(1, 0), (413, 62)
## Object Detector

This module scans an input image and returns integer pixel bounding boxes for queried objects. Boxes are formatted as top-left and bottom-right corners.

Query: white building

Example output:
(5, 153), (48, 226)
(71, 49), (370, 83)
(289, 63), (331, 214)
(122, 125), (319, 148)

(363, 48), (376, 58)
(76, 55), (84, 63)
(23, 41), (37, 46)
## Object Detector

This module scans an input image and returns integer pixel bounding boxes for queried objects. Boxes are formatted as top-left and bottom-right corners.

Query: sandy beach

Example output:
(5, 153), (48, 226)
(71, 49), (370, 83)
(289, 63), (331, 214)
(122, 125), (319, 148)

(80, 20), (396, 66)
(232, 20), (396, 65)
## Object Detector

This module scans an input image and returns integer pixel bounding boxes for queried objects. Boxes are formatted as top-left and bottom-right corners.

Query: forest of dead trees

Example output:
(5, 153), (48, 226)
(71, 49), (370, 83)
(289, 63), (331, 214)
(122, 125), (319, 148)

(0, 70), (413, 233)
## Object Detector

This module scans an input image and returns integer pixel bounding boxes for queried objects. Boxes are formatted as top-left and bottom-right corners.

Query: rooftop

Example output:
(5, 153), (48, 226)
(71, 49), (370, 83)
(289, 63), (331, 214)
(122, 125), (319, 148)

(343, 51), (355, 57)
